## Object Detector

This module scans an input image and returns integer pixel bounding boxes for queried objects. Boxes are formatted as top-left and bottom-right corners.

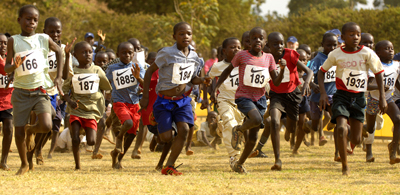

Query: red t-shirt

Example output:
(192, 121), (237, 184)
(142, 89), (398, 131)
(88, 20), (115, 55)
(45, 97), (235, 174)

(141, 69), (159, 126)
(0, 57), (13, 111)
(269, 49), (301, 93)
(232, 50), (276, 101)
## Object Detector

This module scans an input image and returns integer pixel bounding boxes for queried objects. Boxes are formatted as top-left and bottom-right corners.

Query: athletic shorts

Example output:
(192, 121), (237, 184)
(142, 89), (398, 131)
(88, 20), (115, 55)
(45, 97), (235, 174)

(11, 88), (52, 127)
(152, 95), (194, 134)
(70, 115), (97, 130)
(309, 95), (333, 120)
(0, 108), (12, 122)
(147, 125), (158, 136)
(299, 96), (310, 114)
(269, 87), (302, 121)
(113, 102), (141, 135)
(331, 90), (366, 124)
(235, 96), (267, 128)
(366, 94), (394, 115)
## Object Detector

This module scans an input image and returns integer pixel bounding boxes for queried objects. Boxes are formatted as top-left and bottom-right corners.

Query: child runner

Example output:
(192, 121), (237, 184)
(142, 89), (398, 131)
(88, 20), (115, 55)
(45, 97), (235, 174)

(140, 22), (210, 175)
(360, 33), (374, 50)
(5, 5), (65, 175)
(209, 37), (245, 167)
(318, 22), (387, 175)
(215, 27), (286, 174)
(0, 34), (13, 171)
(62, 41), (112, 170)
(241, 31), (251, 51)
(365, 40), (400, 163)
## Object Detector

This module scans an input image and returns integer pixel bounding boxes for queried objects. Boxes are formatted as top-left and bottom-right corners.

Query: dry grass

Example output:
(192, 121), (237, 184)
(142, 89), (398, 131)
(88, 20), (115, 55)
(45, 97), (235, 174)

(0, 132), (399, 195)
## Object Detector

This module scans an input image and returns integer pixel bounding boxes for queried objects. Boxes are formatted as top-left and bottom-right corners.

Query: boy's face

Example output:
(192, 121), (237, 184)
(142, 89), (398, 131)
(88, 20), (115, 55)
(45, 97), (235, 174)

(303, 46), (311, 60)
(131, 41), (141, 52)
(242, 35), (251, 51)
(298, 51), (308, 65)
(18, 8), (39, 35)
(85, 36), (94, 46)
(223, 40), (241, 61)
(360, 35), (374, 50)
(322, 36), (338, 55)
(377, 42), (394, 62)
(74, 44), (93, 65)
(107, 52), (116, 62)
(118, 44), (135, 64)
(94, 53), (109, 67)
(341, 25), (361, 49)
(173, 24), (192, 48)
(250, 30), (266, 53)
(146, 57), (156, 65)
(43, 21), (62, 44)
(286, 42), (298, 50)
(0, 35), (7, 56)
(268, 34), (285, 57)
(207, 112), (218, 125)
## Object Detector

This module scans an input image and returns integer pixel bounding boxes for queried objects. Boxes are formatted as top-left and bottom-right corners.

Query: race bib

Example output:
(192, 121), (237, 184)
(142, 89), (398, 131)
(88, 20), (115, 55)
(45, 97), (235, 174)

(0, 74), (12, 88)
(48, 51), (57, 73)
(323, 66), (336, 83)
(223, 67), (239, 90)
(72, 73), (100, 94)
(243, 65), (269, 88)
(112, 68), (137, 90)
(342, 69), (368, 92)
(132, 51), (146, 65)
(383, 66), (399, 90)
(276, 66), (291, 83)
(15, 49), (46, 76)
(172, 63), (195, 84)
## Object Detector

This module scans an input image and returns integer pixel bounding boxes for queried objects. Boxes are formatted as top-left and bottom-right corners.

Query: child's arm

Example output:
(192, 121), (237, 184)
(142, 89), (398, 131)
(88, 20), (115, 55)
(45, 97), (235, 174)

(139, 63), (158, 110)
(49, 38), (65, 96)
(317, 69), (329, 110)
(4, 38), (23, 73)
(200, 131), (214, 149)
(396, 78), (400, 92)
(94, 30), (106, 53)
(200, 68), (209, 110)
(61, 78), (79, 109)
(131, 63), (144, 86)
(210, 64), (234, 103)
(191, 75), (212, 85)
(297, 61), (313, 96)
(269, 59), (287, 87)
(63, 37), (76, 80)
(375, 73), (388, 114)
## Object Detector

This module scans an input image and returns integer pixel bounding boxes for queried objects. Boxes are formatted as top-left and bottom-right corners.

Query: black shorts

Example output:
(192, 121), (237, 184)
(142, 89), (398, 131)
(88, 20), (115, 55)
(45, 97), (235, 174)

(235, 96), (267, 128)
(331, 90), (366, 124)
(269, 87), (302, 121)
(299, 96), (310, 114)
(0, 108), (12, 122)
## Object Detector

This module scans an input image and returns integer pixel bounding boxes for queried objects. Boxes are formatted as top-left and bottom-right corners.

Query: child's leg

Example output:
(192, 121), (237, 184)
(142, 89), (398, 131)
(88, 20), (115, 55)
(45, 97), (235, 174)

(0, 118), (13, 170)
(156, 139), (173, 170)
(132, 120), (146, 159)
(26, 113), (53, 151)
(365, 113), (376, 162)
(386, 101), (400, 164)
(237, 126), (259, 165)
(48, 119), (61, 158)
(93, 116), (106, 158)
(254, 118), (270, 153)
(293, 113), (306, 154)
(270, 108), (283, 169)
(115, 119), (133, 153)
(336, 116), (350, 175)
(185, 125), (195, 155)
(165, 122), (189, 167)
(115, 133), (136, 169)
(70, 121), (82, 170)
(15, 125), (30, 175)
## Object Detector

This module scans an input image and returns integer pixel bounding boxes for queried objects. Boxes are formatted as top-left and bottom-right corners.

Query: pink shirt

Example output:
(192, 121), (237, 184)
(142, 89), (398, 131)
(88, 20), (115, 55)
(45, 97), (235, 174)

(204, 58), (218, 73)
(0, 57), (13, 111)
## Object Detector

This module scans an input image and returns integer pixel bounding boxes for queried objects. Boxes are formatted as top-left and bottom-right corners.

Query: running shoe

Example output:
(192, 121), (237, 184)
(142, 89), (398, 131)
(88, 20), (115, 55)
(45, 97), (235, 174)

(161, 164), (183, 176)
(231, 125), (243, 150)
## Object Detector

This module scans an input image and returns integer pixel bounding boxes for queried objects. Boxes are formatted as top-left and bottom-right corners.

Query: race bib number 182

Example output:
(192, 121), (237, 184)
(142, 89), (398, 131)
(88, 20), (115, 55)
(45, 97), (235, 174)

(323, 66), (336, 83)
(72, 73), (100, 94)
(15, 50), (46, 76)
(172, 63), (195, 85)
(243, 65), (269, 88)
(342, 69), (368, 92)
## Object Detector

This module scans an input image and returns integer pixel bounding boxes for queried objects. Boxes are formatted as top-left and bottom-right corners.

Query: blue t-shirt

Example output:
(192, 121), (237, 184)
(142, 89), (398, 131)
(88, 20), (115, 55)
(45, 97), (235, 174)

(309, 52), (337, 103)
(106, 61), (145, 104)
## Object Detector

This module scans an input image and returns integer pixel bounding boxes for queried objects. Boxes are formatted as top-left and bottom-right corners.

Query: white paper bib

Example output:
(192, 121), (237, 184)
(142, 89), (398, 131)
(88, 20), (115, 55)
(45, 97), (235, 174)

(342, 69), (368, 92)
(323, 66), (336, 83)
(243, 65), (269, 88)
(172, 63), (195, 84)
(383, 65), (398, 90)
(0, 74), (12, 88)
(72, 73), (100, 94)
(47, 51), (57, 73)
(223, 67), (239, 91)
(112, 68), (137, 90)
(132, 51), (146, 65)
(15, 49), (46, 76)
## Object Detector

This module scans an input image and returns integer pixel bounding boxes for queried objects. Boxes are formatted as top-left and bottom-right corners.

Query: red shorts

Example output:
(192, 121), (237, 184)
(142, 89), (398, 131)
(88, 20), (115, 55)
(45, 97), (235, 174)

(113, 102), (141, 135)
(70, 115), (97, 130)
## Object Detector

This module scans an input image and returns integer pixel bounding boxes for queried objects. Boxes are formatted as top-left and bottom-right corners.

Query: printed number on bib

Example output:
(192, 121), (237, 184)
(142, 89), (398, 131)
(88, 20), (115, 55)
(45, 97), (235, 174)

(243, 65), (269, 88)
(223, 67), (239, 90)
(383, 66), (399, 90)
(72, 73), (100, 94)
(342, 69), (367, 92)
(323, 66), (336, 83)
(0, 74), (12, 88)
(48, 52), (57, 73)
(172, 63), (195, 84)
(15, 50), (45, 76)
(112, 68), (137, 90)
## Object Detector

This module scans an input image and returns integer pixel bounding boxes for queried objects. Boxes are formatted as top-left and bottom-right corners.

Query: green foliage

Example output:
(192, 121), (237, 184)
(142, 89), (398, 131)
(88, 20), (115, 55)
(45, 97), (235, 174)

(98, 0), (175, 15)
(288, 0), (367, 15)
(374, 0), (400, 8)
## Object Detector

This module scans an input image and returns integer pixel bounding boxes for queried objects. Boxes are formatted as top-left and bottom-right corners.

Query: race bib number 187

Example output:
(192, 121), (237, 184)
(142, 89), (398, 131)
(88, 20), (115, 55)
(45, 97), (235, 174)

(72, 73), (100, 94)
(172, 63), (195, 85)
(15, 50), (46, 76)
(342, 69), (368, 92)
(243, 65), (269, 88)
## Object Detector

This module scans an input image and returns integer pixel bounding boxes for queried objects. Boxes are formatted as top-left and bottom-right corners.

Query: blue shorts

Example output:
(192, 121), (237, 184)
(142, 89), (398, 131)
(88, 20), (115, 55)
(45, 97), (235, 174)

(235, 96), (267, 127)
(50, 94), (58, 110)
(152, 96), (194, 134)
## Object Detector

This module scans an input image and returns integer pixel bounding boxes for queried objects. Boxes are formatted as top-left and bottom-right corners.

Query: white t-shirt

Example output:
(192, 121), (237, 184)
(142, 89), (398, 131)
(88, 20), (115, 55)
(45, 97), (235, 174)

(208, 60), (237, 102)
(369, 61), (400, 100)
(196, 122), (214, 143)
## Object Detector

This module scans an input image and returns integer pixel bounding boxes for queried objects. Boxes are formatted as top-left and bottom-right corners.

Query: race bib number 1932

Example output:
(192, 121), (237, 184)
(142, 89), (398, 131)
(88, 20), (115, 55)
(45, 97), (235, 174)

(72, 73), (100, 94)
(342, 69), (368, 92)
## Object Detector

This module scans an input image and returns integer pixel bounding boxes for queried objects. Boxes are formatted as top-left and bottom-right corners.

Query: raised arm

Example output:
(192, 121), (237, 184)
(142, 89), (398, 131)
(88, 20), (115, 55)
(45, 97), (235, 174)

(269, 59), (286, 87)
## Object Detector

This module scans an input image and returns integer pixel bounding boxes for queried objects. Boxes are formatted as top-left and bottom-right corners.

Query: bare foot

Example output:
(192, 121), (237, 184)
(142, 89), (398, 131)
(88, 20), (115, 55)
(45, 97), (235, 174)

(36, 155), (44, 165)
(115, 137), (123, 154)
(342, 166), (349, 176)
(91, 153), (103, 159)
(271, 159), (282, 171)
(138, 149), (141, 154)
(131, 151), (141, 159)
(186, 150), (194, 156)
(0, 163), (10, 171)
(15, 165), (29, 175)
(113, 162), (123, 169)
(25, 125), (35, 152)
(110, 150), (118, 168)
(291, 150), (299, 157)
(390, 157), (400, 165)
(155, 165), (162, 171)
(334, 156), (341, 162)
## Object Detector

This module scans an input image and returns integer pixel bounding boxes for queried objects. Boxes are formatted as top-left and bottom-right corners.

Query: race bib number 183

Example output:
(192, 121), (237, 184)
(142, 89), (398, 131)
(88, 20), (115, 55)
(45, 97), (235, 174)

(72, 73), (100, 94)
(243, 65), (269, 88)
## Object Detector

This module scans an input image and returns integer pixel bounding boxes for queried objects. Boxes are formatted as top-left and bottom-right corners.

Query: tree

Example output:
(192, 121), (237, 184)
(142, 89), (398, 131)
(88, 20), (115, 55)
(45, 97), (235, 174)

(374, 0), (400, 8)
(99, 0), (175, 15)
(288, 0), (367, 15)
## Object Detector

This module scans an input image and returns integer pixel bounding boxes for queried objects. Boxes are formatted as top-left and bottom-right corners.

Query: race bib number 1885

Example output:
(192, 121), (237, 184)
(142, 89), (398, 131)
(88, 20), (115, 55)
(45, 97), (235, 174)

(72, 73), (100, 94)
(112, 68), (137, 90)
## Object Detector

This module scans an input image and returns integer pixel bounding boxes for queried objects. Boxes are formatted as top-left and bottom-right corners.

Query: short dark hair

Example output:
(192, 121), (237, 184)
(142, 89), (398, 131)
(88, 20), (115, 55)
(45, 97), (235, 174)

(375, 40), (391, 52)
(44, 17), (61, 29)
(117, 42), (133, 53)
(173, 22), (191, 35)
(147, 52), (157, 61)
(74, 41), (91, 52)
(249, 27), (266, 38)
(95, 51), (108, 60)
(18, 5), (39, 17)
(342, 22), (359, 35)
(241, 31), (250, 42)
(322, 32), (337, 43)
(222, 37), (239, 48)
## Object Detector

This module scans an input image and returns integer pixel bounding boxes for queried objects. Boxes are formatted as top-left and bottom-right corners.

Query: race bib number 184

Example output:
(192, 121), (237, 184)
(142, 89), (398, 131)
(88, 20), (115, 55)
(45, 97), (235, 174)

(172, 63), (195, 85)
(223, 67), (239, 90)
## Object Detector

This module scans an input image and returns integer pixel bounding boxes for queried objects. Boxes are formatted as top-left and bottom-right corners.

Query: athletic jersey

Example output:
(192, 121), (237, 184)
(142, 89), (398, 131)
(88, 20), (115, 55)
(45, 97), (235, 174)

(62, 64), (112, 121)
(232, 50), (276, 101)
(209, 60), (238, 102)
(0, 57), (13, 111)
(47, 44), (74, 96)
(269, 49), (301, 94)
(106, 61), (145, 104)
(12, 33), (53, 89)
(309, 52), (337, 103)
(321, 46), (383, 93)
(154, 43), (202, 93)
(368, 60), (400, 100)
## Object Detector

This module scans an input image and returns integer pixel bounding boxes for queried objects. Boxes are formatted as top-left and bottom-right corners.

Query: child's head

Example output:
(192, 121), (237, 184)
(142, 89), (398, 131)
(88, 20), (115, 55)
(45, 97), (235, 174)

(267, 32), (285, 57)
(94, 51), (109, 68)
(241, 31), (251, 51)
(249, 27), (267, 53)
(117, 42), (135, 64)
(206, 111), (218, 124)
(360, 33), (374, 50)
(43, 17), (62, 45)
(142, 46), (149, 59)
(18, 5), (40, 35)
(375, 40), (394, 62)
(105, 49), (116, 62)
(322, 32), (338, 56)
(211, 48), (217, 59)
(146, 52), (157, 65)
(127, 38), (141, 52)
(0, 34), (7, 56)
(217, 46), (223, 61)
(73, 42), (93, 66)
(84, 32), (95, 46)
(222, 37), (241, 61)
(298, 44), (311, 60)
(173, 22), (192, 49)
(286, 36), (298, 50)
(297, 49), (308, 65)
(341, 22), (361, 49)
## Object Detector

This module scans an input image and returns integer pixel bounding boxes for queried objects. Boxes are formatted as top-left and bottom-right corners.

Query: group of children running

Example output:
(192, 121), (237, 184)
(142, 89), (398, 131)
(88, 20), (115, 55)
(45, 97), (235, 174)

(1, 4), (399, 176)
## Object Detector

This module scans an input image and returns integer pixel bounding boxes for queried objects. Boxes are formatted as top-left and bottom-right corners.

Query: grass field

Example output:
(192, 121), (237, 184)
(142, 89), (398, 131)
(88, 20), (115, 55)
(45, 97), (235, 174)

(0, 132), (399, 195)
